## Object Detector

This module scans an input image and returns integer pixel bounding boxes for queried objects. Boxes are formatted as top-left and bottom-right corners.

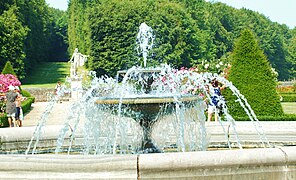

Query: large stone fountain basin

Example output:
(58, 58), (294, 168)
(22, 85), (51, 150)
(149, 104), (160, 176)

(95, 95), (200, 118)
(95, 95), (200, 104)
(0, 146), (295, 179)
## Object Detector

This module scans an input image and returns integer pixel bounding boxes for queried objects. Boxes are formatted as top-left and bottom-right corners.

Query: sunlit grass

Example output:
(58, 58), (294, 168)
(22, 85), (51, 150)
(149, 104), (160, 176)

(21, 62), (70, 88)
(281, 102), (296, 114)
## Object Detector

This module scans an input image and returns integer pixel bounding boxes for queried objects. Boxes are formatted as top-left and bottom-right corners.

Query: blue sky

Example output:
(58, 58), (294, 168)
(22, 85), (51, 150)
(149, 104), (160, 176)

(46, 0), (296, 28)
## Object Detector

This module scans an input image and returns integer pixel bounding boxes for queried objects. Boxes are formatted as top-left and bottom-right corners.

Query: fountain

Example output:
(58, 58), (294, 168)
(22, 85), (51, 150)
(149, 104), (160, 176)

(22, 22), (272, 155)
(0, 22), (296, 179)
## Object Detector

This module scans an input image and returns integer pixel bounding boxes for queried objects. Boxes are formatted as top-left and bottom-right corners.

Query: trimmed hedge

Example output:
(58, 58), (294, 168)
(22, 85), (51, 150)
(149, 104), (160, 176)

(279, 93), (296, 102)
(281, 95), (296, 102)
(225, 29), (283, 117)
(234, 114), (296, 121)
(21, 89), (32, 97)
(21, 97), (35, 113)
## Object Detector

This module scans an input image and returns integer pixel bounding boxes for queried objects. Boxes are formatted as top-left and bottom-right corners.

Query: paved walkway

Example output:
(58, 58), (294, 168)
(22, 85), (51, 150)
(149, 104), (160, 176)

(23, 101), (72, 127)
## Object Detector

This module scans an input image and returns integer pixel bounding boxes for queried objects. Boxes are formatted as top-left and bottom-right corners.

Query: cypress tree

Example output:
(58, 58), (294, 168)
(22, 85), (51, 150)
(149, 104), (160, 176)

(226, 29), (283, 117)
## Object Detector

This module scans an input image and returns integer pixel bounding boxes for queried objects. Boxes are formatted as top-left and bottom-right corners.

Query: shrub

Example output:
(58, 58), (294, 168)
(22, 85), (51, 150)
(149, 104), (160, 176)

(280, 94), (296, 102)
(21, 97), (35, 113)
(2, 61), (16, 76)
(21, 89), (32, 97)
(0, 115), (8, 127)
(225, 29), (283, 117)
(234, 114), (296, 121)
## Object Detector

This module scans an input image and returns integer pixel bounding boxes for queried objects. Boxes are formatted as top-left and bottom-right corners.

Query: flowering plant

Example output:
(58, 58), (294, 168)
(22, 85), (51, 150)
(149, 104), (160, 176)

(0, 74), (21, 92)
(198, 58), (231, 78)
(152, 66), (206, 96)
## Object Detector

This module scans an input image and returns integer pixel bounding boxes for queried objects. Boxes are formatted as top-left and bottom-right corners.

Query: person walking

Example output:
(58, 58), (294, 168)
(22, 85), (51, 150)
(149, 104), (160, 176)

(55, 81), (62, 103)
(14, 86), (25, 127)
(207, 79), (225, 122)
(5, 85), (18, 127)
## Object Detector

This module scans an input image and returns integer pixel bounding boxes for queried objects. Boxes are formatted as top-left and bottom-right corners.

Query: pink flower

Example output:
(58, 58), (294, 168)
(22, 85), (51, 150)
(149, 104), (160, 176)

(0, 74), (21, 92)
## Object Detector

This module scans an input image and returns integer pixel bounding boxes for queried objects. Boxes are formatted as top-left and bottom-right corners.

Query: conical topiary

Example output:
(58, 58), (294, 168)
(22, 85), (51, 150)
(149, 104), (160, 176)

(1, 61), (16, 76)
(225, 29), (283, 117)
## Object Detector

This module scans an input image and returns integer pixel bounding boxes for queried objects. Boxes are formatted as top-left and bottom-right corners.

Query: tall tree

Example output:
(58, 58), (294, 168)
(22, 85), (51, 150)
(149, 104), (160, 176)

(67, 0), (295, 80)
(16, 0), (52, 71)
(0, 5), (28, 78)
(227, 29), (283, 117)
(48, 7), (68, 61)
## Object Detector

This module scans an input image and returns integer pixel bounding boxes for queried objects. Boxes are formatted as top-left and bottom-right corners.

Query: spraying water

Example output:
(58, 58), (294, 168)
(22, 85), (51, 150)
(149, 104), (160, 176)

(27, 22), (270, 155)
(136, 22), (154, 68)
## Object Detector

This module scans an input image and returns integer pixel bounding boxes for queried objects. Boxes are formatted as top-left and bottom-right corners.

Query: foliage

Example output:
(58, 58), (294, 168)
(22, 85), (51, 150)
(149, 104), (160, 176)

(280, 94), (296, 102)
(0, 74), (21, 92)
(0, 5), (28, 78)
(234, 114), (296, 121)
(0, 1), (68, 80)
(225, 29), (283, 117)
(1, 61), (16, 76)
(0, 95), (5, 114)
(16, 0), (52, 71)
(48, 7), (69, 62)
(21, 97), (35, 113)
(21, 89), (32, 97)
(0, 115), (8, 127)
(197, 57), (231, 76)
(1, 0), (295, 81)
(68, 0), (295, 80)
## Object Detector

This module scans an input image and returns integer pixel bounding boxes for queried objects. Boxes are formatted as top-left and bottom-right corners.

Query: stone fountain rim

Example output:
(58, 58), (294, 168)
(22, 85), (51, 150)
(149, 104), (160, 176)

(95, 95), (201, 104)
(117, 69), (162, 75)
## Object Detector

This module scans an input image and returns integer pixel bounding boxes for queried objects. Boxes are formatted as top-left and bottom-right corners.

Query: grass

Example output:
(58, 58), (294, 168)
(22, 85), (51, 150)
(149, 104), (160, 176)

(281, 102), (296, 114)
(21, 62), (70, 88)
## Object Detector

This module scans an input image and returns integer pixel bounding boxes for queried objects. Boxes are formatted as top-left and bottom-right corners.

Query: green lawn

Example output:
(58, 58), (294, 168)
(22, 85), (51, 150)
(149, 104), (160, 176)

(21, 62), (70, 88)
(281, 102), (296, 114)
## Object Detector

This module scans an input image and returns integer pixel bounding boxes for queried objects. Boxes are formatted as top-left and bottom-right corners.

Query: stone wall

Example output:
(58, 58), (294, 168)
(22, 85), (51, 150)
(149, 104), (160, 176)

(23, 88), (70, 102)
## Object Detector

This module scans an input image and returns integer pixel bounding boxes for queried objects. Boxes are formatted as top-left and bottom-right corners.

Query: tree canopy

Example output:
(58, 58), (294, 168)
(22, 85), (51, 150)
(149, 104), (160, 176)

(0, 0), (295, 81)
(67, 0), (295, 80)
(0, 0), (68, 79)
